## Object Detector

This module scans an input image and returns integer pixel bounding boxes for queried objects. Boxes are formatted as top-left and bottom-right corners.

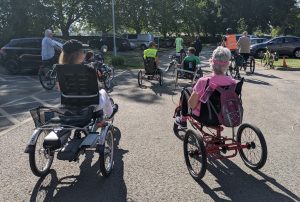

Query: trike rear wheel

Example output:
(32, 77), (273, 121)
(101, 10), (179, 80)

(159, 70), (163, 86)
(237, 123), (267, 170)
(29, 130), (54, 177)
(98, 127), (114, 176)
(138, 70), (143, 87)
(184, 130), (207, 181)
(249, 58), (255, 74)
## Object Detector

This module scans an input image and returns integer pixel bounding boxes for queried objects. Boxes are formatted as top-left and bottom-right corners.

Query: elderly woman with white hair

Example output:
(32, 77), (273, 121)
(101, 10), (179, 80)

(175, 46), (236, 129)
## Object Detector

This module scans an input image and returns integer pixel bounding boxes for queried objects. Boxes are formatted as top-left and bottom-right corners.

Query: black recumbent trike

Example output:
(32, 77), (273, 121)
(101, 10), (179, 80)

(24, 64), (117, 177)
(138, 57), (163, 87)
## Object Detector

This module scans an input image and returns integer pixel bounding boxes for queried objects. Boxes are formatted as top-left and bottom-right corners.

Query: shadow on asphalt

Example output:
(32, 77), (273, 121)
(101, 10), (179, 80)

(253, 72), (282, 79)
(244, 78), (271, 86)
(197, 158), (299, 202)
(276, 67), (300, 71)
(30, 127), (129, 202)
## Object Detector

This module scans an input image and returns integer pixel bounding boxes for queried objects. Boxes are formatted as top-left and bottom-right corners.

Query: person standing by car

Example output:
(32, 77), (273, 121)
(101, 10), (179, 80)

(237, 31), (251, 62)
(41, 29), (60, 66)
(193, 36), (202, 57)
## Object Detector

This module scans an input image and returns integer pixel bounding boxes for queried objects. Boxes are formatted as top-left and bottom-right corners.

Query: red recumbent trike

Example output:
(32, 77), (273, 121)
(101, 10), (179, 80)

(173, 81), (267, 181)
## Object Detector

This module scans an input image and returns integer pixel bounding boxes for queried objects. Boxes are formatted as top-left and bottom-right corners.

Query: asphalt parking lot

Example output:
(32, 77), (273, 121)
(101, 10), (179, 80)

(0, 49), (299, 202)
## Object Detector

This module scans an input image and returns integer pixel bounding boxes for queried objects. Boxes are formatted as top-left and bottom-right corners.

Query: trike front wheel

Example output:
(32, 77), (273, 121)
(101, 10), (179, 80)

(237, 123), (267, 170)
(184, 130), (207, 181)
(98, 127), (114, 176)
(29, 130), (54, 177)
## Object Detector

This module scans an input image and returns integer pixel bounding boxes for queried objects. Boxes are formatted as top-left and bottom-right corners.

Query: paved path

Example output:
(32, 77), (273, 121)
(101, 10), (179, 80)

(0, 49), (299, 202)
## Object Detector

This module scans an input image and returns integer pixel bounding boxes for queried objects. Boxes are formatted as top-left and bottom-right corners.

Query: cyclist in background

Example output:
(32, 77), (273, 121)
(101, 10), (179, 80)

(222, 28), (238, 56)
(175, 34), (185, 63)
(237, 31), (251, 63)
(222, 28), (240, 78)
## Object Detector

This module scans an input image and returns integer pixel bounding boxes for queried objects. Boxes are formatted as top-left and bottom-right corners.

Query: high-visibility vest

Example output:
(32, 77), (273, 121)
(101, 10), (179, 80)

(143, 48), (157, 59)
(225, 35), (238, 50)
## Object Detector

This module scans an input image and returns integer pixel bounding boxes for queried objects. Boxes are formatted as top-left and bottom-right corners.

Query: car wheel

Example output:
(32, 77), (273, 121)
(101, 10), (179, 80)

(4, 59), (21, 74)
(141, 44), (147, 50)
(294, 49), (300, 58)
(256, 49), (265, 59)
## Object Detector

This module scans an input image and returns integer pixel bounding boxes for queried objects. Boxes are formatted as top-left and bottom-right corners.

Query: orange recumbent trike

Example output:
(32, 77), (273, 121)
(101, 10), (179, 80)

(173, 79), (267, 181)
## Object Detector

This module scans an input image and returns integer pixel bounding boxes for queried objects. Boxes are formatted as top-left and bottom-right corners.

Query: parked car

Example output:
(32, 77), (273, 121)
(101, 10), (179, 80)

(89, 36), (131, 51)
(154, 37), (175, 48)
(250, 36), (300, 58)
(250, 38), (268, 45)
(122, 33), (154, 50)
(129, 42), (136, 50)
(0, 37), (64, 74)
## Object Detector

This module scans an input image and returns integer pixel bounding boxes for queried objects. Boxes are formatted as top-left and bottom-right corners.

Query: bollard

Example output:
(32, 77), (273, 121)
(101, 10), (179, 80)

(282, 57), (288, 68)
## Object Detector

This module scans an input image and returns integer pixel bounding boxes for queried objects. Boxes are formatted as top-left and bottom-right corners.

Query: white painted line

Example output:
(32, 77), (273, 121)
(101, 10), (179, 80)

(0, 89), (45, 107)
(31, 95), (51, 107)
(0, 107), (20, 124)
(114, 70), (128, 78)
(0, 117), (32, 137)
(0, 76), (6, 81)
(25, 76), (38, 82)
(0, 98), (58, 107)
(0, 111), (29, 118)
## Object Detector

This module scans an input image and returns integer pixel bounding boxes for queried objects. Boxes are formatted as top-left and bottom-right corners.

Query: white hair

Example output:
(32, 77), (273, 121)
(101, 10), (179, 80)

(45, 29), (53, 37)
(210, 46), (231, 75)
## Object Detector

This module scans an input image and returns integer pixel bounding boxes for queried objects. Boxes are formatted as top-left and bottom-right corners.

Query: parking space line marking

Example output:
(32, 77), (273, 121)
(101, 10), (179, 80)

(0, 107), (20, 124)
(0, 117), (32, 137)
(0, 89), (45, 107)
(25, 76), (39, 82)
(0, 76), (6, 81)
(1, 98), (58, 108)
(0, 111), (29, 118)
(31, 95), (52, 106)
(115, 70), (128, 78)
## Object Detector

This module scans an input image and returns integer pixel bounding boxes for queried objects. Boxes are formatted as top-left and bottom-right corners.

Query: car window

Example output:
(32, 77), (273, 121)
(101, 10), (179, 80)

(270, 38), (283, 44)
(128, 34), (137, 39)
(31, 39), (42, 48)
(284, 37), (296, 43)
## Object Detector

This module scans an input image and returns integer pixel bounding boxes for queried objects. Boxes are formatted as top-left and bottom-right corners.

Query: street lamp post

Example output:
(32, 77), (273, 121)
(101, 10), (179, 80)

(112, 0), (117, 56)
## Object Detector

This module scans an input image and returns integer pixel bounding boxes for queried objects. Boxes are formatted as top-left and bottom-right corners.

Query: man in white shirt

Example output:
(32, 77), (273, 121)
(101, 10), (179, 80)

(41, 29), (59, 66)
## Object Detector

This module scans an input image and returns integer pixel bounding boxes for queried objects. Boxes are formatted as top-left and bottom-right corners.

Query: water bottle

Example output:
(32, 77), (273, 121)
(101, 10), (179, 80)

(200, 85), (214, 103)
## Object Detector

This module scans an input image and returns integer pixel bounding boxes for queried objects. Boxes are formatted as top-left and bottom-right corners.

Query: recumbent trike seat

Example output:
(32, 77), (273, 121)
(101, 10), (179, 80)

(192, 78), (244, 127)
(42, 64), (103, 149)
(144, 57), (159, 75)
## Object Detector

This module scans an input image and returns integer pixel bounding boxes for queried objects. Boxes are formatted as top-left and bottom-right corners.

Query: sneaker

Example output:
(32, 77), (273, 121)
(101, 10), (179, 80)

(109, 104), (118, 119)
(175, 117), (187, 129)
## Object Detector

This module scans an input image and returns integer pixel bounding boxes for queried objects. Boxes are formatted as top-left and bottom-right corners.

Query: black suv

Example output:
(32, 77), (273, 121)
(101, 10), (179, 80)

(89, 36), (131, 51)
(0, 37), (63, 74)
(250, 36), (300, 58)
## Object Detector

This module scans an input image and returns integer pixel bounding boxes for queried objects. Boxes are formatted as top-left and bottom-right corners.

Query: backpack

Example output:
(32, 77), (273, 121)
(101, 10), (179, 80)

(206, 80), (243, 127)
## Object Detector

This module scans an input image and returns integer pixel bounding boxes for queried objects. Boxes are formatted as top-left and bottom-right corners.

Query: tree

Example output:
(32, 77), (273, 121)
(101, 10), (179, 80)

(40, 0), (94, 37)
(117, 0), (150, 34)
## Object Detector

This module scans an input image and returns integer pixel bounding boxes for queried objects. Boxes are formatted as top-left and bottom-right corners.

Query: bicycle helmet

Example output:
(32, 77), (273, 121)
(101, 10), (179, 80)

(226, 28), (233, 35)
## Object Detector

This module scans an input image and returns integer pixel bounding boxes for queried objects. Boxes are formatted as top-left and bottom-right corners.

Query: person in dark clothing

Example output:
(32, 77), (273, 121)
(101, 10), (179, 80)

(193, 36), (202, 57)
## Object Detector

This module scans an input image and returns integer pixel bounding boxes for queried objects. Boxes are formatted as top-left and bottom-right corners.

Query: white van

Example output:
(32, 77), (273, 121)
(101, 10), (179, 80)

(123, 33), (154, 50)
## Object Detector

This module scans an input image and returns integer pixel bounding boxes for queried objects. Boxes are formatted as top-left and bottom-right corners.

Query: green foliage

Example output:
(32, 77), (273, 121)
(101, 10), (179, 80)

(271, 26), (282, 37)
(0, 0), (299, 46)
(237, 18), (248, 33)
(111, 56), (125, 66)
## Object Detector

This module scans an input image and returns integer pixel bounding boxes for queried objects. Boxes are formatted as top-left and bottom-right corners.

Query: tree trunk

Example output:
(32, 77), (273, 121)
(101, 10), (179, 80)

(61, 26), (70, 38)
